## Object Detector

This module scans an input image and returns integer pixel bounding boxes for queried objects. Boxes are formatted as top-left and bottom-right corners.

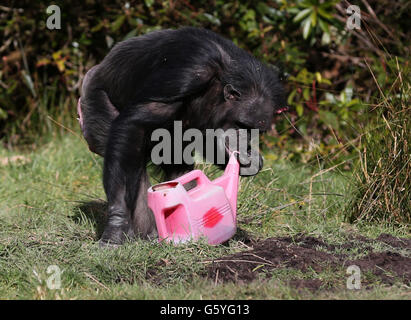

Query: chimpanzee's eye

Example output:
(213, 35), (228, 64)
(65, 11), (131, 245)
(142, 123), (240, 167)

(224, 84), (241, 101)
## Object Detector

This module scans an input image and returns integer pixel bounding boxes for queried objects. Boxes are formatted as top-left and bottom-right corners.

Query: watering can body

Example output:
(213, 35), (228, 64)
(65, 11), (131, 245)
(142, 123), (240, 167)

(147, 153), (239, 245)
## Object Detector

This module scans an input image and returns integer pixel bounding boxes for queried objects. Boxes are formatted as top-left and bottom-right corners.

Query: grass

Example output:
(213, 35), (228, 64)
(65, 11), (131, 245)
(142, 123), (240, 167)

(349, 60), (410, 224)
(0, 132), (409, 300)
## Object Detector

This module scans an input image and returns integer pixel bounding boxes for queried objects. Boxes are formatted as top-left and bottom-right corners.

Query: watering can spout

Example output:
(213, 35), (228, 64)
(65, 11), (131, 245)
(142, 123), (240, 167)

(213, 152), (240, 219)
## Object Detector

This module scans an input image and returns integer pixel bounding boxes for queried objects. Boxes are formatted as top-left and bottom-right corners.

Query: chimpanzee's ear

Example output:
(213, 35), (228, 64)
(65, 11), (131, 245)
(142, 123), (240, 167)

(223, 84), (241, 101)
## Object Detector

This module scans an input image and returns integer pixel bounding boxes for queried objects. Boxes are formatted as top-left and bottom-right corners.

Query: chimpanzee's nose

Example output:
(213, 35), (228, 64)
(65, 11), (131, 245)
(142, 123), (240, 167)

(257, 119), (270, 131)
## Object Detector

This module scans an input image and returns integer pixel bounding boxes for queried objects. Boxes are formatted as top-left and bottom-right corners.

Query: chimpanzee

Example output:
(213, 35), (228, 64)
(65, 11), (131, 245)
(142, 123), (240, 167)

(78, 27), (287, 246)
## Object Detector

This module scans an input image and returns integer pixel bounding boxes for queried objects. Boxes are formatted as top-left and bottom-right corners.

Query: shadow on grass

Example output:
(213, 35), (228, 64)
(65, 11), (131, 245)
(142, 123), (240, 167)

(227, 228), (257, 245)
(72, 200), (107, 240)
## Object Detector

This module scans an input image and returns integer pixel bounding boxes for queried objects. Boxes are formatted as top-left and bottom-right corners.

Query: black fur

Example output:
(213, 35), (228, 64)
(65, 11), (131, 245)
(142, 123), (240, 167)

(79, 27), (286, 246)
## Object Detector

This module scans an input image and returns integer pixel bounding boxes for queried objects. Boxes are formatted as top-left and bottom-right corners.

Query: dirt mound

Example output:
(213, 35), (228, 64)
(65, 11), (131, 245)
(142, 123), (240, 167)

(347, 251), (411, 285)
(377, 233), (411, 249)
(205, 233), (411, 290)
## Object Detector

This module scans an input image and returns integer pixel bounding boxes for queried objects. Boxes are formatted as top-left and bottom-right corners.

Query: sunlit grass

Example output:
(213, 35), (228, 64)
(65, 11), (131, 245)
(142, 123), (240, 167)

(0, 133), (409, 299)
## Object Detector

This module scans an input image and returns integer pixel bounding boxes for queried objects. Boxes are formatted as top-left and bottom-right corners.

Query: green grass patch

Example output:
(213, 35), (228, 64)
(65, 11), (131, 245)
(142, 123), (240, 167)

(0, 133), (409, 299)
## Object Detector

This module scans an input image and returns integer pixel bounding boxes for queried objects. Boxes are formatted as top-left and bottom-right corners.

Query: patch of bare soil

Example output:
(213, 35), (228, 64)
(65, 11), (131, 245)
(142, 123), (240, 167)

(205, 233), (411, 291)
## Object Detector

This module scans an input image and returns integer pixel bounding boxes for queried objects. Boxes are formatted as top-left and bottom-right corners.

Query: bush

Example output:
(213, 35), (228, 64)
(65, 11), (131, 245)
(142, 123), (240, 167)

(0, 0), (409, 170)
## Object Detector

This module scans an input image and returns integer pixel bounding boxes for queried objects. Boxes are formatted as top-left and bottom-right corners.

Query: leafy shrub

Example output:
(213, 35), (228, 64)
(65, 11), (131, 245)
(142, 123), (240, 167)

(0, 0), (409, 170)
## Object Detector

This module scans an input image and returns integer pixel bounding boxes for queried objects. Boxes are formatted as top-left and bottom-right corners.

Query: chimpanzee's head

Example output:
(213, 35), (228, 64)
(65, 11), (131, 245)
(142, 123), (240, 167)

(217, 61), (288, 176)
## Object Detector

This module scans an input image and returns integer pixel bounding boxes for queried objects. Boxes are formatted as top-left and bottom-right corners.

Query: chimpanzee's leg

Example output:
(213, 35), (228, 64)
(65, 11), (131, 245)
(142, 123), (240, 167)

(161, 141), (195, 189)
(131, 170), (157, 239)
(80, 66), (119, 157)
(100, 115), (151, 246)
(161, 163), (195, 181)
(100, 102), (182, 246)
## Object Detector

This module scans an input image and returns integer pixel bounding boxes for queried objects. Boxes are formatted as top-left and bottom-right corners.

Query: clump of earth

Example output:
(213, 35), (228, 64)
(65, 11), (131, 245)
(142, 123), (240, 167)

(205, 233), (411, 291)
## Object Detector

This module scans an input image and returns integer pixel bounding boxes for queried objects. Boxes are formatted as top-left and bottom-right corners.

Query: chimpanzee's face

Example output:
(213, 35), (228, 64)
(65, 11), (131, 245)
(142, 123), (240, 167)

(219, 81), (287, 176)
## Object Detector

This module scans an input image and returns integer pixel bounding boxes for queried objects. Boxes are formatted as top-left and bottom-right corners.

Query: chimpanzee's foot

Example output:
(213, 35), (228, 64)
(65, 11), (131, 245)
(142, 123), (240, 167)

(99, 217), (134, 247)
(99, 222), (156, 247)
(98, 239), (120, 248)
(146, 227), (158, 241)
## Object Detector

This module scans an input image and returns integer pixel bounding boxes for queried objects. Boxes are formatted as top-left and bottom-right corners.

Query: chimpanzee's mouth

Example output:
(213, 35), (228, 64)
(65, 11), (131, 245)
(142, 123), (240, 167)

(220, 127), (263, 176)
(234, 121), (269, 135)
(234, 121), (255, 131)
(223, 138), (253, 158)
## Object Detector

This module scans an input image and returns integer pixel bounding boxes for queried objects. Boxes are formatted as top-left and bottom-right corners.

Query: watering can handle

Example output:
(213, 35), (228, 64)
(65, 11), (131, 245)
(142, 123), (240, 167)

(174, 170), (209, 188)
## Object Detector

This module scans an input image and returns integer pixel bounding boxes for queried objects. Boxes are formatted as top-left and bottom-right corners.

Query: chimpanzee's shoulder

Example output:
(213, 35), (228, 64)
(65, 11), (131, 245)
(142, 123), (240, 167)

(175, 27), (238, 48)
(174, 27), (221, 39)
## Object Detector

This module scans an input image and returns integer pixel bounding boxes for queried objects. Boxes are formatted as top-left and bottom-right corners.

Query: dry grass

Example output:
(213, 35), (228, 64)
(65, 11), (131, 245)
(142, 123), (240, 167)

(349, 59), (410, 224)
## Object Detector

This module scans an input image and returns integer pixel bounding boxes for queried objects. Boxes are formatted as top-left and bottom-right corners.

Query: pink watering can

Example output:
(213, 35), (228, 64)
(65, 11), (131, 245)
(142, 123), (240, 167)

(147, 152), (240, 245)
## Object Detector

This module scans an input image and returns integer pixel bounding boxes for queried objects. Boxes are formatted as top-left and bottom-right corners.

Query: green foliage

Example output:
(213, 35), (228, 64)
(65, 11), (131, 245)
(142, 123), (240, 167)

(288, 68), (332, 117)
(291, 0), (341, 43)
(321, 85), (363, 131)
(0, 0), (409, 168)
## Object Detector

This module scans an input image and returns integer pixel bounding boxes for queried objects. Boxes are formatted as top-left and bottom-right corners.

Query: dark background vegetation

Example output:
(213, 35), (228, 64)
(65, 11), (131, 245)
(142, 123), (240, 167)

(0, 0), (409, 223)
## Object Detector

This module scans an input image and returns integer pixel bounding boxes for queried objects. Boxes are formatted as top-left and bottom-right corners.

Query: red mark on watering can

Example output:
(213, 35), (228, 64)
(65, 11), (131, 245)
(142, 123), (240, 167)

(203, 207), (223, 228)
